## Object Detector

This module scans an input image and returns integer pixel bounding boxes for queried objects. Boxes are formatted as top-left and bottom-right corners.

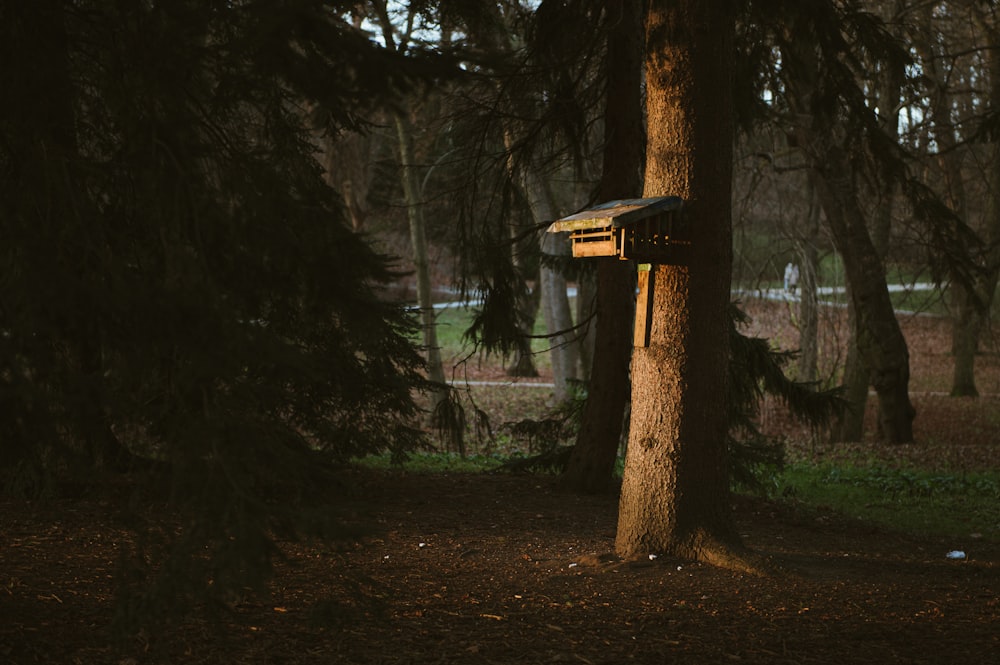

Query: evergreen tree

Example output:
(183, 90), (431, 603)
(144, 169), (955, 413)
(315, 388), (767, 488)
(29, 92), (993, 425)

(1, 0), (450, 628)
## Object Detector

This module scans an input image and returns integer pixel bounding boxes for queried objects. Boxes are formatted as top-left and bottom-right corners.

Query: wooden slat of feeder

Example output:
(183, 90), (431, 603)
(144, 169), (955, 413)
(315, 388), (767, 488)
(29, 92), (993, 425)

(573, 238), (617, 257)
(634, 264), (655, 347)
(568, 227), (616, 257)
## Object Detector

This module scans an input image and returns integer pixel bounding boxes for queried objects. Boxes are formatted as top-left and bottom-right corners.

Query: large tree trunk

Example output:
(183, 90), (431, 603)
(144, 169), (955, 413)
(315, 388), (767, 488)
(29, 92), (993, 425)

(561, 0), (644, 494)
(616, 0), (755, 571)
(829, 144), (895, 441)
(973, 14), (1000, 387)
(562, 260), (633, 491)
(781, 20), (867, 443)
(832, 17), (904, 430)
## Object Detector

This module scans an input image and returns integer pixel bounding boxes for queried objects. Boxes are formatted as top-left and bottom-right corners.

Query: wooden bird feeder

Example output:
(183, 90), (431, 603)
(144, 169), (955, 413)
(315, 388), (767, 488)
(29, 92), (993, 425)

(547, 197), (689, 348)
(545, 196), (688, 263)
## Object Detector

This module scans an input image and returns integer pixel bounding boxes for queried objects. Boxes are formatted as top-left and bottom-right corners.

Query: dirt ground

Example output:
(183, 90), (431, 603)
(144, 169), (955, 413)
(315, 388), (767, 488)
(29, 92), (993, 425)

(2, 300), (999, 664)
(1, 470), (998, 664)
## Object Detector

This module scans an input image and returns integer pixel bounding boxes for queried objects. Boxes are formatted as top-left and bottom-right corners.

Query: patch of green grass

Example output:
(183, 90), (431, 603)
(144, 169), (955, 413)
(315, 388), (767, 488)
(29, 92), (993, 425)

(428, 306), (477, 353)
(889, 287), (949, 316)
(422, 304), (562, 373)
(778, 464), (1000, 542)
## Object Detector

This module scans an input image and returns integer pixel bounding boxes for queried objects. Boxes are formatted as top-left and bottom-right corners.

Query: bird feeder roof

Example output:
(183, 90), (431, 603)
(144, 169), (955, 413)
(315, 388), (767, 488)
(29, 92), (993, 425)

(547, 196), (683, 233)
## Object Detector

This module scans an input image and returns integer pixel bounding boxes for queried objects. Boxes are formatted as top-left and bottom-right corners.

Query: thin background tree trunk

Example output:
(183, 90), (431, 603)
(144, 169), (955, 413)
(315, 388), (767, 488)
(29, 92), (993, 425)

(538, 231), (579, 402)
(502, 133), (580, 401)
(372, 0), (447, 408)
(796, 180), (821, 384)
(395, 113), (448, 404)
(914, 2), (977, 397)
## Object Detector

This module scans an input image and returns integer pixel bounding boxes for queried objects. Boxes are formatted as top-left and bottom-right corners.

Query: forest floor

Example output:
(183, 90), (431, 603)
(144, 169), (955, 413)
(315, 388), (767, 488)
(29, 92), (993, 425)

(2, 299), (999, 664)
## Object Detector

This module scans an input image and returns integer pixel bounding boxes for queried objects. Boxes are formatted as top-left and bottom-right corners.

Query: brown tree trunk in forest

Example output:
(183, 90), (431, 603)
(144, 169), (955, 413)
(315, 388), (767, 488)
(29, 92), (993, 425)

(782, 17), (914, 444)
(505, 197), (541, 378)
(780, 17), (865, 442)
(373, 2), (448, 407)
(914, 2), (978, 397)
(832, 17), (903, 432)
(950, 286), (981, 397)
(502, 129), (580, 399)
(539, 231), (579, 403)
(333, 12), (372, 232)
(976, 14), (1000, 383)
(562, 260), (633, 491)
(616, 1), (757, 571)
(946, 9), (1000, 397)
(830, 292), (868, 442)
(394, 113), (448, 406)
(829, 78), (898, 440)
(807, 160), (914, 443)
(505, 258), (541, 378)
(562, 0), (644, 494)
(575, 269), (597, 382)
(321, 132), (370, 233)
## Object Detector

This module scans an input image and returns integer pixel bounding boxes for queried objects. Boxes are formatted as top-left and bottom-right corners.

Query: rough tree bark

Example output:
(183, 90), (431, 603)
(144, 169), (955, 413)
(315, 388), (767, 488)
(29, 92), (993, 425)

(615, 0), (759, 571)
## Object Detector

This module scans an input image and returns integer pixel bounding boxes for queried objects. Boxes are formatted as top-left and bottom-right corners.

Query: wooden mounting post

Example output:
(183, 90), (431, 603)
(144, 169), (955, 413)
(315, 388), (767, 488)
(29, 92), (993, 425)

(634, 264), (654, 347)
